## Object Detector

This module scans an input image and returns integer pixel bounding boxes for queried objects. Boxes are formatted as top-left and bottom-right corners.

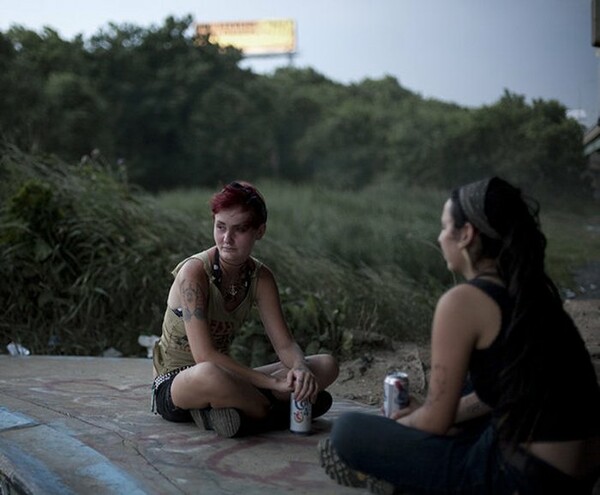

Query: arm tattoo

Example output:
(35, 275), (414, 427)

(425, 364), (448, 406)
(180, 278), (206, 322)
(467, 401), (485, 415)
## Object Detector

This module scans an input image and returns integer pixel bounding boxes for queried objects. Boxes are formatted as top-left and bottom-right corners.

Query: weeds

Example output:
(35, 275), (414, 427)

(1, 147), (596, 362)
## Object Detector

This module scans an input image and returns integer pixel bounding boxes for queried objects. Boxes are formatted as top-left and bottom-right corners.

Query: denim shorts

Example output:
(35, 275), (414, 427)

(153, 371), (193, 423)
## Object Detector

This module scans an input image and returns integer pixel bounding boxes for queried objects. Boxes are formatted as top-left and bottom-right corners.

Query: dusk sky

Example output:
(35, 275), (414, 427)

(2, 0), (598, 126)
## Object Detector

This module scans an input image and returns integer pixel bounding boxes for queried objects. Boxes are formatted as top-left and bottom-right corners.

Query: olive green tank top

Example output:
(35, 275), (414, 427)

(152, 249), (262, 375)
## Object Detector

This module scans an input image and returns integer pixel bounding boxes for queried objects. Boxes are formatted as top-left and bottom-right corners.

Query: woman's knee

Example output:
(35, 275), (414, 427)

(331, 413), (366, 449)
(308, 353), (340, 388)
(173, 362), (228, 400)
(190, 361), (228, 384)
(323, 353), (340, 378)
(329, 412), (375, 466)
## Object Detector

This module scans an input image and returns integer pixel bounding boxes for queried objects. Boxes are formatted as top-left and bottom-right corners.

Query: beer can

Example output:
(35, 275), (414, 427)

(383, 371), (410, 418)
(290, 393), (312, 435)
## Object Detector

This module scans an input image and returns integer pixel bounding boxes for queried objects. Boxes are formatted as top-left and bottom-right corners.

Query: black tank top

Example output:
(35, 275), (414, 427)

(468, 278), (600, 441)
(468, 278), (512, 408)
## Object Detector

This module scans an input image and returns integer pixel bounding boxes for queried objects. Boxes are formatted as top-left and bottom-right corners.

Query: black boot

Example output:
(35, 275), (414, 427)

(259, 390), (334, 432)
(312, 391), (333, 419)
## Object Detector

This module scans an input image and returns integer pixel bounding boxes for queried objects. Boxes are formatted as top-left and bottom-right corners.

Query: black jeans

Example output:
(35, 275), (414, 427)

(330, 412), (594, 494)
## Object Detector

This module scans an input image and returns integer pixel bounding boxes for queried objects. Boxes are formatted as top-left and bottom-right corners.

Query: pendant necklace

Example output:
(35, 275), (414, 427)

(213, 249), (250, 302)
(225, 280), (245, 299)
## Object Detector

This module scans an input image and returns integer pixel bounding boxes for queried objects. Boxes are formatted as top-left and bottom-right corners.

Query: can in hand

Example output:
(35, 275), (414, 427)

(290, 393), (312, 435)
(383, 371), (410, 418)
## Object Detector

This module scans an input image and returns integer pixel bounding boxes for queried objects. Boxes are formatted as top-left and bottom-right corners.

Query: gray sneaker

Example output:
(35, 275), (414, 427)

(190, 407), (242, 438)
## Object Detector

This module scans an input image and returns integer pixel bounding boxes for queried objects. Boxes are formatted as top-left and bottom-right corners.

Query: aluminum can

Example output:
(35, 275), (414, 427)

(290, 393), (312, 435)
(383, 371), (410, 418)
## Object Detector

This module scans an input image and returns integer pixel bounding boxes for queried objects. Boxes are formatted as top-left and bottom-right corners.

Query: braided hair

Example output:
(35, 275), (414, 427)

(451, 177), (582, 445)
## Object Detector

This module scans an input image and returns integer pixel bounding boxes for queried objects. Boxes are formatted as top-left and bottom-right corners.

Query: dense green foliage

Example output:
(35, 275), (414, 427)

(0, 148), (442, 359)
(0, 147), (208, 355)
(1, 147), (596, 361)
(0, 16), (592, 198)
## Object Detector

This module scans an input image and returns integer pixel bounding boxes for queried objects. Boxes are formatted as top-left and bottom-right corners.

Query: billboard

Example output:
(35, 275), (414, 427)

(196, 19), (296, 56)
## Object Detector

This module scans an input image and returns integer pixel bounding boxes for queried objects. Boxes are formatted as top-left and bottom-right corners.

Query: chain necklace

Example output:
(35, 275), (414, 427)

(213, 249), (251, 302)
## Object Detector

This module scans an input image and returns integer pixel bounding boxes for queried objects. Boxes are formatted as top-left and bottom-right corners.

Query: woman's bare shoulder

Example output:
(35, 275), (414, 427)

(437, 282), (491, 308)
(173, 256), (211, 291)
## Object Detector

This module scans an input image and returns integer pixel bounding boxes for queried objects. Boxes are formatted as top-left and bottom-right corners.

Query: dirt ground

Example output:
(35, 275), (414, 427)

(329, 286), (600, 407)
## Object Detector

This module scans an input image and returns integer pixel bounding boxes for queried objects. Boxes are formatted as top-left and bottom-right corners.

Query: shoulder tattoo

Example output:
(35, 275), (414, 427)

(180, 278), (206, 322)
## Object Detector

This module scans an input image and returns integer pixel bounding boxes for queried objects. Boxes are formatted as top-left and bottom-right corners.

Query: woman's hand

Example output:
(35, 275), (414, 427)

(389, 394), (422, 421)
(287, 367), (318, 402)
(271, 376), (294, 395)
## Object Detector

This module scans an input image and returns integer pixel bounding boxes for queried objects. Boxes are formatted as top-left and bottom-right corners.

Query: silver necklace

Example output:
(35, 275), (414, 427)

(213, 249), (250, 302)
(224, 281), (245, 301)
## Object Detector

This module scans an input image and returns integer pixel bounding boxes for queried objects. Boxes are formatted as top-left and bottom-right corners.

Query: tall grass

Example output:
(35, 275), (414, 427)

(541, 210), (600, 289)
(157, 181), (452, 361)
(158, 179), (600, 362)
(159, 180), (451, 281)
(0, 146), (211, 356)
(1, 146), (597, 362)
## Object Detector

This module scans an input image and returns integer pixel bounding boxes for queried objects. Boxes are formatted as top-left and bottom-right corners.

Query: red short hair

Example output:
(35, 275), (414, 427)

(210, 181), (267, 228)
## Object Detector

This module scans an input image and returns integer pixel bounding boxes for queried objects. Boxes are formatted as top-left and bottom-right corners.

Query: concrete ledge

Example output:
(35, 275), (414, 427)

(0, 411), (147, 494)
(0, 356), (383, 494)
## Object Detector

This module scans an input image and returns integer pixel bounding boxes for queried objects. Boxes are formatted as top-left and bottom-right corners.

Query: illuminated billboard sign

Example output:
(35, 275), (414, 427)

(196, 19), (296, 56)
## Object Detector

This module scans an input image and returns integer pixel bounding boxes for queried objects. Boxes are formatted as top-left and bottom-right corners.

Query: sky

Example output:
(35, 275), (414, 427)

(1, 0), (598, 127)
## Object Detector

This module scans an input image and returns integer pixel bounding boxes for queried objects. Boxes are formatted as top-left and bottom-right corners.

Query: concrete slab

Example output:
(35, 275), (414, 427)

(0, 355), (390, 495)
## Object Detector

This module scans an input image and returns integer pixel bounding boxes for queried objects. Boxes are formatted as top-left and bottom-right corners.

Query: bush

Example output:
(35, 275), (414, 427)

(4, 148), (592, 362)
(0, 145), (211, 356)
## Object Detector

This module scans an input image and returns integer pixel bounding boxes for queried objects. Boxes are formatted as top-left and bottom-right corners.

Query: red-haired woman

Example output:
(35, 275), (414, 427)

(151, 181), (338, 437)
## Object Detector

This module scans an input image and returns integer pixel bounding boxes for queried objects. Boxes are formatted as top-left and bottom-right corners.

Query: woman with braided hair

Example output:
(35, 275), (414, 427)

(319, 177), (600, 494)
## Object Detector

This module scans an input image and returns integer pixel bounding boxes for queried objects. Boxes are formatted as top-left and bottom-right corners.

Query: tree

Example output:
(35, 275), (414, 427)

(0, 22), (591, 197)
(0, 27), (92, 154)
